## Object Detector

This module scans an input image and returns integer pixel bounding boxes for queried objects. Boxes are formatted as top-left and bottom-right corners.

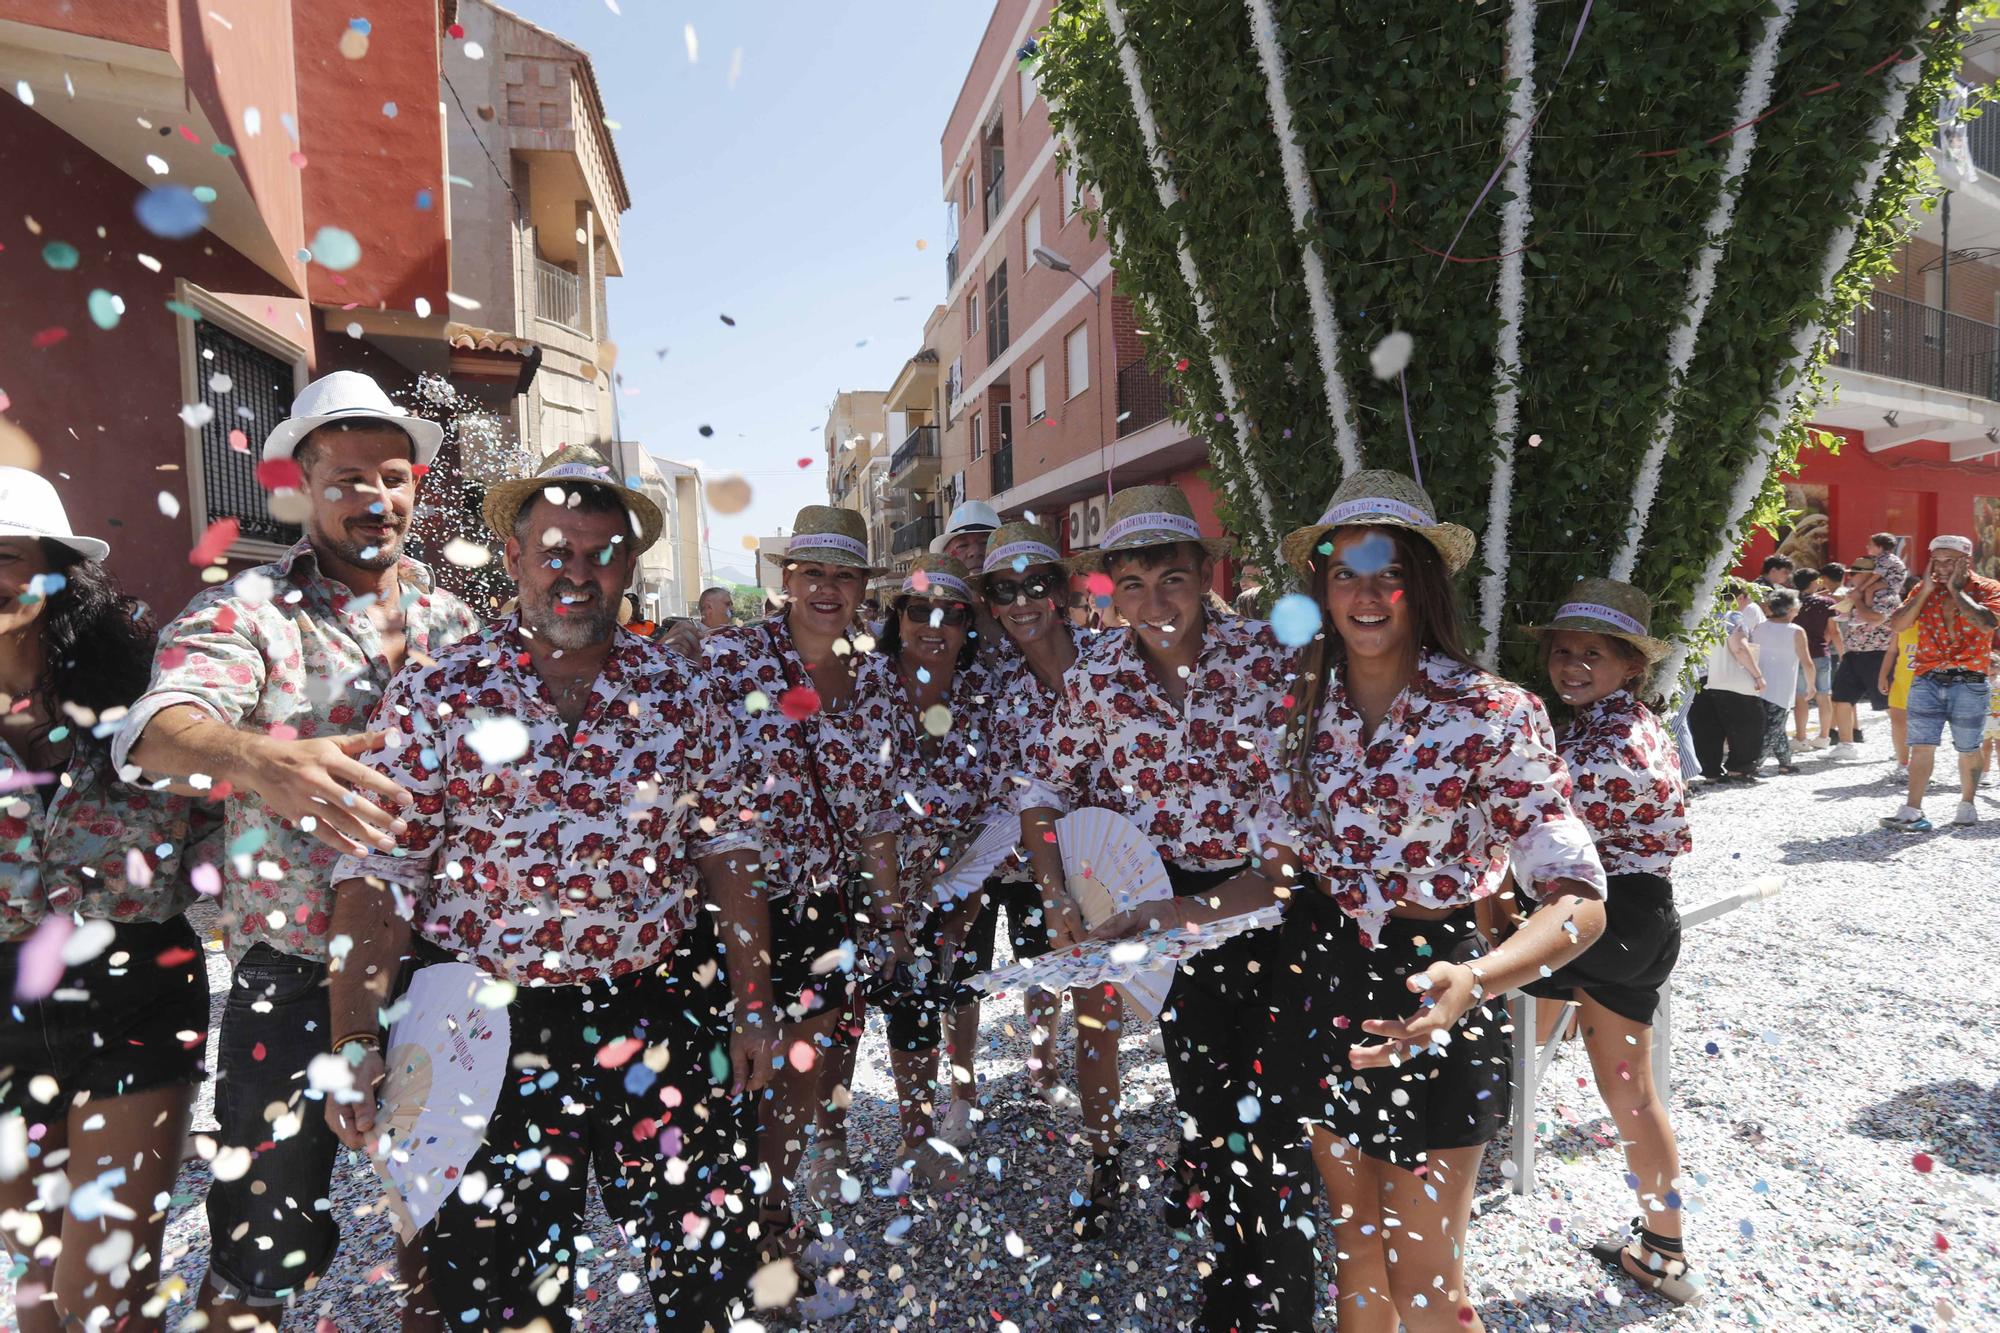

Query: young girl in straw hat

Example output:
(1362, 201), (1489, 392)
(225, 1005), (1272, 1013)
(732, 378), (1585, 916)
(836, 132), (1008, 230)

(699, 504), (901, 1256)
(1235, 470), (1609, 1333)
(1522, 578), (1699, 1306)
(1018, 485), (1299, 1267)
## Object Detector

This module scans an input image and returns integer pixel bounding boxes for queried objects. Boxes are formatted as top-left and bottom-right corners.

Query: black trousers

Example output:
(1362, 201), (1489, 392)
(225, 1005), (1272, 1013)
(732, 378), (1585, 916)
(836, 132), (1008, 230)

(1688, 687), (1765, 778)
(1154, 863), (1304, 1328)
(426, 917), (751, 1332)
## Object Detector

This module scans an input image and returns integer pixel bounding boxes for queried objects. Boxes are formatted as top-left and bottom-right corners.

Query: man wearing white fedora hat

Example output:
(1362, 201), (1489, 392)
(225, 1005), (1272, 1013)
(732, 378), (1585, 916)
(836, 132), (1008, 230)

(114, 369), (477, 1329)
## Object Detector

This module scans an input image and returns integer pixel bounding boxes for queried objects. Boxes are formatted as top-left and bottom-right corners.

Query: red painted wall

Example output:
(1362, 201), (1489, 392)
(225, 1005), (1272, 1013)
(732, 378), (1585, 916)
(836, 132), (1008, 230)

(0, 0), (176, 51)
(1735, 424), (1996, 578)
(292, 0), (448, 313)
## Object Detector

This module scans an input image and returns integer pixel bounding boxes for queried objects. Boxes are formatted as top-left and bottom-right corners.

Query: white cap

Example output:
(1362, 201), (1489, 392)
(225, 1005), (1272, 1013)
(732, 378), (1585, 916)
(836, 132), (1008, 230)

(0, 467), (110, 562)
(943, 500), (1002, 536)
(261, 370), (443, 466)
(1930, 534), (1974, 556)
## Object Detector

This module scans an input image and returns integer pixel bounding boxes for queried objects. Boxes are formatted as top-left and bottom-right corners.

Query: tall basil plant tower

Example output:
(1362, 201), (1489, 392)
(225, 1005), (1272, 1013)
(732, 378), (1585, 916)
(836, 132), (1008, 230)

(1034, 0), (1968, 686)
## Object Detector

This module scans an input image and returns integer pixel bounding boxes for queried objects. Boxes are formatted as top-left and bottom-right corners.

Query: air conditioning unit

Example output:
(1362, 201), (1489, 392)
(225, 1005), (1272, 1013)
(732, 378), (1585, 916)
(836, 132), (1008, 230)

(1068, 494), (1108, 549)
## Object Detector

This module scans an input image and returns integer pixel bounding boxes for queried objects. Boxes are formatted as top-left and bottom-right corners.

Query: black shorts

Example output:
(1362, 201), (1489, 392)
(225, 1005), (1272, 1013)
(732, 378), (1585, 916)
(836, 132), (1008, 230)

(879, 877), (1056, 1055)
(1265, 892), (1510, 1169)
(1523, 872), (1680, 1024)
(0, 915), (208, 1122)
(1832, 649), (1887, 706)
(764, 885), (855, 1024)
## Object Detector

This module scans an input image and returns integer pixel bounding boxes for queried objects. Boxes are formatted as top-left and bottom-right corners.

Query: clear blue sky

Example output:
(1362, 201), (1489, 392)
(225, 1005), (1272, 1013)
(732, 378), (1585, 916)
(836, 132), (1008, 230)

(503, 0), (998, 583)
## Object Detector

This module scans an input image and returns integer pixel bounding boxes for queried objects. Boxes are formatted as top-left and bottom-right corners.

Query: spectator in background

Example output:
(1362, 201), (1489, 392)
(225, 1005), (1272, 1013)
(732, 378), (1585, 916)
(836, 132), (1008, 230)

(1879, 589), (1921, 777)
(1830, 555), (1897, 755)
(1688, 580), (1767, 782)
(1232, 562), (1265, 618)
(1752, 589), (1813, 774)
(1757, 553), (1795, 590)
(699, 584), (737, 633)
(1791, 566), (1842, 749)
(1982, 650), (2000, 785)
(1881, 535), (2000, 831)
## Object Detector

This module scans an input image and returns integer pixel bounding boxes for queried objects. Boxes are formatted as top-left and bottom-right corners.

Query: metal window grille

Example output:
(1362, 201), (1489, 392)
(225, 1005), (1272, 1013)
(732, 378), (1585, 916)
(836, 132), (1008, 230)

(196, 321), (301, 547)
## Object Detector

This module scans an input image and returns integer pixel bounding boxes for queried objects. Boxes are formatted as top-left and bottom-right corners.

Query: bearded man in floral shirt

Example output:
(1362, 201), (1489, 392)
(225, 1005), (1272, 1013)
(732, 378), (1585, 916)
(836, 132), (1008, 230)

(115, 371), (477, 1330)
(322, 449), (754, 1331)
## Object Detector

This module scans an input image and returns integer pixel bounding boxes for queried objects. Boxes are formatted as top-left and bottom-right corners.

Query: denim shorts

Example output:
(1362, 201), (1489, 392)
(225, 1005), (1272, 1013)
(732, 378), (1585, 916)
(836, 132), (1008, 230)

(1811, 655), (1833, 695)
(1907, 673), (1992, 753)
(204, 943), (341, 1304)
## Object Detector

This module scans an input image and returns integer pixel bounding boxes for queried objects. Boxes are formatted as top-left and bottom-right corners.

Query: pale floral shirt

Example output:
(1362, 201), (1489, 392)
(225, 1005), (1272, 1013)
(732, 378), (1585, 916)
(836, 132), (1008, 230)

(113, 540), (478, 962)
(1021, 616), (1296, 871)
(0, 738), (218, 938)
(880, 648), (1011, 900)
(1256, 651), (1605, 949)
(333, 621), (737, 986)
(1559, 690), (1690, 879)
(702, 615), (900, 899)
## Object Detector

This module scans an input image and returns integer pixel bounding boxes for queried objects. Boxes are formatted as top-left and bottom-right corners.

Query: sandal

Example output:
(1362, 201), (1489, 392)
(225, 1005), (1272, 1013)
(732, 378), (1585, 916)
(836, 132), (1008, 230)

(1073, 1145), (1126, 1242)
(1590, 1218), (1702, 1306)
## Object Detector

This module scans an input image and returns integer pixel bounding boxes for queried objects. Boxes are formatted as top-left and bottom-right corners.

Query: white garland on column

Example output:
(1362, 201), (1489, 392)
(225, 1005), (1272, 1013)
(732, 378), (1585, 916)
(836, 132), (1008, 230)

(1475, 0), (1538, 669)
(1242, 0), (1362, 481)
(1101, 0), (1280, 550)
(1658, 11), (1938, 694)
(1612, 0), (1799, 583)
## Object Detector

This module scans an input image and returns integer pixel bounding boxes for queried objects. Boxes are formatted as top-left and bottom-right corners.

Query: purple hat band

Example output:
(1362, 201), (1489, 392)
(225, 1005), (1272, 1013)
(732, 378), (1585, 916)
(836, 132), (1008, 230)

(1102, 511), (1202, 547)
(983, 539), (1063, 573)
(1315, 496), (1433, 528)
(787, 532), (868, 559)
(903, 571), (974, 601)
(1554, 601), (1649, 636)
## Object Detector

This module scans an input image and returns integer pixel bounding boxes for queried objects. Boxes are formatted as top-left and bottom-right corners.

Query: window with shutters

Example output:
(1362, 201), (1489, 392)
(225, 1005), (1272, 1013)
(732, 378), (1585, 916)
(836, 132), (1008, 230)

(177, 281), (308, 559)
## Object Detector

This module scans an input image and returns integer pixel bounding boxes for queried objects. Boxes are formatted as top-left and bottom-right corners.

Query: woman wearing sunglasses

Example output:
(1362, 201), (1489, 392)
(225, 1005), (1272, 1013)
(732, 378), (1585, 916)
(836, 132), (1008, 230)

(861, 553), (1008, 1184)
(976, 521), (1128, 1238)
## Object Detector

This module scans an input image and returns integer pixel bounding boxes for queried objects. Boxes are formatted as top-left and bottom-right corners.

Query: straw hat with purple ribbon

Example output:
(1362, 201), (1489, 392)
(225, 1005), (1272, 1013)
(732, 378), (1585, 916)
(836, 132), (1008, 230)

(1064, 484), (1230, 573)
(482, 444), (663, 552)
(980, 520), (1065, 577)
(764, 504), (878, 573)
(1280, 468), (1476, 576)
(1523, 576), (1673, 662)
(899, 552), (976, 603)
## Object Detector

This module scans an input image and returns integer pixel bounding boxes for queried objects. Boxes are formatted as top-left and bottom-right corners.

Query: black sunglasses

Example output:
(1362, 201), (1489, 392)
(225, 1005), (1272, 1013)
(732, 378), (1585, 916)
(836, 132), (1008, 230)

(983, 572), (1062, 604)
(902, 601), (974, 628)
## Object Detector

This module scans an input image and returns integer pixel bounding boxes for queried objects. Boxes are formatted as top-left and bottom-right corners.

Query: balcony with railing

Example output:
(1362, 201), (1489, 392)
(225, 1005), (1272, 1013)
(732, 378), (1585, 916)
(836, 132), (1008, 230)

(989, 444), (1013, 494)
(888, 425), (939, 487)
(1832, 291), (2000, 401)
(984, 168), (1007, 227)
(535, 257), (585, 333)
(1117, 356), (1180, 436)
(945, 244), (960, 291)
(1968, 98), (2000, 178)
(892, 514), (939, 555)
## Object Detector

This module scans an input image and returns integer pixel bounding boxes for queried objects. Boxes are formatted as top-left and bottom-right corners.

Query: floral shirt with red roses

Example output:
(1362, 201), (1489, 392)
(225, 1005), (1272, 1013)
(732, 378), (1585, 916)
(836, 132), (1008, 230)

(331, 620), (738, 986)
(1, 737), (219, 939)
(1020, 616), (1297, 871)
(1255, 651), (1605, 950)
(112, 539), (478, 963)
(1558, 690), (1690, 879)
(701, 614), (901, 899)
(879, 649), (1011, 900)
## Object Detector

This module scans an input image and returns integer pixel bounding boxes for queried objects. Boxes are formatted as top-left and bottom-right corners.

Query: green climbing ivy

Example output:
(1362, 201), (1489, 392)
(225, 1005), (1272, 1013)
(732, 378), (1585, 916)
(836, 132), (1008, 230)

(1036, 0), (1967, 687)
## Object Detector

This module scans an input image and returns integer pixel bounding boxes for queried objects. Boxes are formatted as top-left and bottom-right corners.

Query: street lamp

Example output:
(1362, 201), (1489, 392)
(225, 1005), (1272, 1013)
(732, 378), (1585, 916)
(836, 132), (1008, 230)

(1033, 246), (1099, 295)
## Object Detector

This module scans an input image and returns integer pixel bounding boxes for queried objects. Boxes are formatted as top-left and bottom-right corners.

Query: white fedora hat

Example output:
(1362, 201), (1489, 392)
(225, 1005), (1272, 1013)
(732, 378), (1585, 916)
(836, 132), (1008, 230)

(0, 467), (110, 562)
(261, 370), (443, 466)
(943, 499), (1001, 536)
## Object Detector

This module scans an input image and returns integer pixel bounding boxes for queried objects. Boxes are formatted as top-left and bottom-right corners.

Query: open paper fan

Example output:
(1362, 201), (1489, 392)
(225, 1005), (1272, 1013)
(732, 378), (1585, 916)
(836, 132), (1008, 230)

(375, 962), (510, 1239)
(967, 905), (1282, 1018)
(1034, 1), (1964, 689)
(1056, 808), (1173, 928)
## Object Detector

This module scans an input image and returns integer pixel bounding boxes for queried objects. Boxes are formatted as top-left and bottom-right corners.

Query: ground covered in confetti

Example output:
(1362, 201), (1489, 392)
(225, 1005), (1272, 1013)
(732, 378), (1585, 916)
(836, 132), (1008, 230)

(28, 726), (1994, 1332)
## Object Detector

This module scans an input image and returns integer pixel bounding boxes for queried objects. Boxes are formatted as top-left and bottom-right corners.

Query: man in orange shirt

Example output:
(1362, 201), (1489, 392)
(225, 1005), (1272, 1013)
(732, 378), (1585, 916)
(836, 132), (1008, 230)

(1882, 534), (2000, 831)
